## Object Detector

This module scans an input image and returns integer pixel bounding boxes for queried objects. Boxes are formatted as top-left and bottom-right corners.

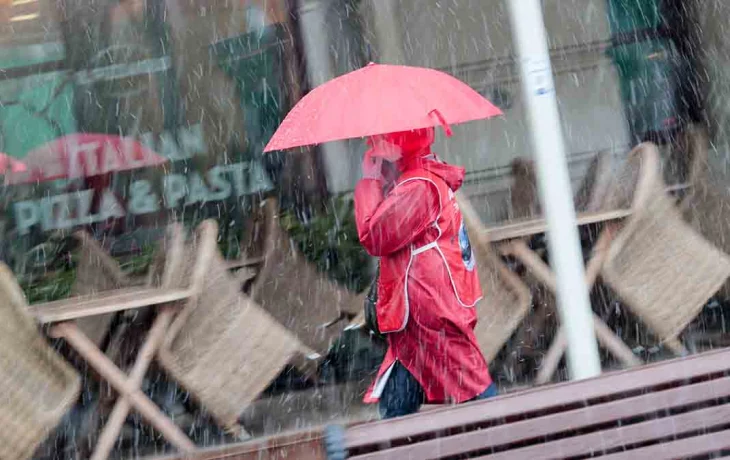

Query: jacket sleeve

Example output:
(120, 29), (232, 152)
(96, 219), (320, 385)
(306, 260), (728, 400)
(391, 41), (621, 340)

(354, 178), (440, 256)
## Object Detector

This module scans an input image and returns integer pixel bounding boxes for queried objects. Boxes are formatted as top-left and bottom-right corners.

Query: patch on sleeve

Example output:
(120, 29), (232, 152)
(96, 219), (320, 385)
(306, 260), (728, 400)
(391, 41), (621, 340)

(459, 218), (476, 271)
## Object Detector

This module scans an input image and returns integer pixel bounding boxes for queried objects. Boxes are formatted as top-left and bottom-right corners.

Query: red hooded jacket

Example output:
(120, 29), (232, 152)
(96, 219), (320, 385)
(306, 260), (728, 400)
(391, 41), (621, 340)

(355, 147), (492, 404)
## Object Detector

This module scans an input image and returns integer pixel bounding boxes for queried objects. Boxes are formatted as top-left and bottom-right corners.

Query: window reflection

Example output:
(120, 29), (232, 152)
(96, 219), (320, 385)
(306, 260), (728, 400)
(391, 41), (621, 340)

(0, 0), (300, 262)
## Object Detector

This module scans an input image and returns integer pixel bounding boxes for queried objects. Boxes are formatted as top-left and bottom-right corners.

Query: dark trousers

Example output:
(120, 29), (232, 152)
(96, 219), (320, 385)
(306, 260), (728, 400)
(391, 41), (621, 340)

(379, 361), (498, 419)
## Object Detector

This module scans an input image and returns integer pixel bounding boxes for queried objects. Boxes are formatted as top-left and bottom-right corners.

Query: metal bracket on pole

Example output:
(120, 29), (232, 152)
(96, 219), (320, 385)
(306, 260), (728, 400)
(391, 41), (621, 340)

(507, 0), (602, 380)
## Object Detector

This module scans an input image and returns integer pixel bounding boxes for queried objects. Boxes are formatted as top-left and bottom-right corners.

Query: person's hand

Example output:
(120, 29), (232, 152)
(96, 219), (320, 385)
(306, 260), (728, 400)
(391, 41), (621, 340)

(362, 148), (383, 180)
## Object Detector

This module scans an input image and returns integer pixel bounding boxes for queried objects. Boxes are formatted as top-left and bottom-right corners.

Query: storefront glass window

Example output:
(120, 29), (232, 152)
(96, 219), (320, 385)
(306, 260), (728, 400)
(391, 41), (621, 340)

(0, 0), (302, 269)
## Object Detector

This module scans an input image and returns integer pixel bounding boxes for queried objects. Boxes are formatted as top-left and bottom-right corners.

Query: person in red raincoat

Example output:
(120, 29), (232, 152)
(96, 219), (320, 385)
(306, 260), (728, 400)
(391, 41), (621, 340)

(355, 127), (496, 419)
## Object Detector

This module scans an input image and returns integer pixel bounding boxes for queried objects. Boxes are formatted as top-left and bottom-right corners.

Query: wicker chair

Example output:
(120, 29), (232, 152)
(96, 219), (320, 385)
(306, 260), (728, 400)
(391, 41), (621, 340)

(347, 309), (366, 330)
(144, 223), (188, 290)
(340, 288), (369, 332)
(98, 224), (190, 371)
(85, 223), (193, 460)
(601, 142), (730, 355)
(495, 150), (631, 379)
(70, 231), (133, 347)
(680, 124), (730, 300)
(158, 220), (314, 437)
(574, 150), (619, 213)
(0, 262), (81, 460)
(70, 226), (188, 363)
(509, 158), (541, 220)
(511, 149), (619, 216)
(249, 199), (355, 355)
(456, 192), (533, 363)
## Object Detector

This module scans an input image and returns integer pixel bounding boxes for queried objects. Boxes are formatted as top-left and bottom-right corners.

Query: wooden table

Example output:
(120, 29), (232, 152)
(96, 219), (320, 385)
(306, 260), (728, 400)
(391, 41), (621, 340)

(31, 287), (197, 459)
(28, 222), (213, 460)
(29, 287), (191, 324)
(482, 209), (641, 384)
(485, 209), (632, 243)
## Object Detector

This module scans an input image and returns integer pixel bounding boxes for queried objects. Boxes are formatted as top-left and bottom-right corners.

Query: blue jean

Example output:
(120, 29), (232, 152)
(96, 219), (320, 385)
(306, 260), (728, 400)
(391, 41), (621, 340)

(379, 361), (498, 419)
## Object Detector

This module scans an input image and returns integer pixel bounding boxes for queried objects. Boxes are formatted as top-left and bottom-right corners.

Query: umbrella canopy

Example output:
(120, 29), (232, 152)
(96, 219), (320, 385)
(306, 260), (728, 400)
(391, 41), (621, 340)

(5, 134), (167, 185)
(0, 153), (26, 174)
(264, 63), (502, 152)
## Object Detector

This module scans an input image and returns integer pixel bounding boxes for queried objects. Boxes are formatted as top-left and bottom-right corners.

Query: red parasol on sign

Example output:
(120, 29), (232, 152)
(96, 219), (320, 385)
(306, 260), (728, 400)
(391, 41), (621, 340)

(5, 133), (167, 185)
(0, 153), (26, 175)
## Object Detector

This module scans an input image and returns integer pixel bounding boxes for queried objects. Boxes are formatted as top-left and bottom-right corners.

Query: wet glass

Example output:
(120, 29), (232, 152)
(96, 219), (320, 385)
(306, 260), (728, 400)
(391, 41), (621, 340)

(1, 0), (729, 458)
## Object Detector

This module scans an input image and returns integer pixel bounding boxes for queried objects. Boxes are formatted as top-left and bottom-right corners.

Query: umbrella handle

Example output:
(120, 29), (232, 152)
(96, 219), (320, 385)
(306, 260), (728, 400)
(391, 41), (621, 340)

(429, 109), (453, 137)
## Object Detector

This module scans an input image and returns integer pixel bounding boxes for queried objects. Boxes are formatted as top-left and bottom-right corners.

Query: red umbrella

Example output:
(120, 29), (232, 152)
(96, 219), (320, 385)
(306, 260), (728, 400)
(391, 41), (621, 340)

(5, 133), (167, 185)
(264, 63), (502, 152)
(0, 153), (26, 174)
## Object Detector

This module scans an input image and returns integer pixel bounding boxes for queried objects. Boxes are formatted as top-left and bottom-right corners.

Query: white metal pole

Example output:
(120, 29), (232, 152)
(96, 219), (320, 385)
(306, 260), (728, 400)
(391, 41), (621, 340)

(507, 0), (601, 380)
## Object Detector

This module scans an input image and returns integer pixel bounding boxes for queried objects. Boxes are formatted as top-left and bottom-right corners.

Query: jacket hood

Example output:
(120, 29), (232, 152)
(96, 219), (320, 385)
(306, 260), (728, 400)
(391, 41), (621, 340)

(383, 127), (435, 155)
(401, 156), (465, 191)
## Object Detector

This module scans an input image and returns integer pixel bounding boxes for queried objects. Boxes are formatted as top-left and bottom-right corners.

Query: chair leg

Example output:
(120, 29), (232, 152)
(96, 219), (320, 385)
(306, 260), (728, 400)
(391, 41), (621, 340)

(225, 423), (253, 442)
(511, 225), (641, 385)
(50, 321), (196, 455)
(592, 316), (642, 367)
(90, 308), (177, 460)
(536, 327), (567, 384)
(664, 336), (690, 357)
(290, 351), (322, 382)
(503, 240), (557, 291)
(535, 315), (641, 385)
(538, 312), (696, 382)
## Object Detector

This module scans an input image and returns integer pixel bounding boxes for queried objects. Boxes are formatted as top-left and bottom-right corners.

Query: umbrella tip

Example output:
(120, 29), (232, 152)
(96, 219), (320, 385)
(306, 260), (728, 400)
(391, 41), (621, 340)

(367, 62), (377, 67)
